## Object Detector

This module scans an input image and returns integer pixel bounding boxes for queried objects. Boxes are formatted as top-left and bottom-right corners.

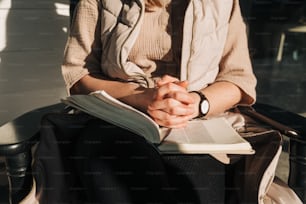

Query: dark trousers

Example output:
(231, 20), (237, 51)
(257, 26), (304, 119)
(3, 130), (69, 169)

(34, 113), (282, 204)
(74, 119), (226, 204)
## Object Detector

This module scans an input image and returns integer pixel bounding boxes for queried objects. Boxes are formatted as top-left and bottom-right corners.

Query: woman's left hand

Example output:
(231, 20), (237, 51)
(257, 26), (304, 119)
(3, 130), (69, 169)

(147, 75), (197, 128)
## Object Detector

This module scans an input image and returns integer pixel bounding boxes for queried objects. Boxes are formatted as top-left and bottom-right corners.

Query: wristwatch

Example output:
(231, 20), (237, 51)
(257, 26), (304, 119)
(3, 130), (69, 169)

(191, 91), (210, 118)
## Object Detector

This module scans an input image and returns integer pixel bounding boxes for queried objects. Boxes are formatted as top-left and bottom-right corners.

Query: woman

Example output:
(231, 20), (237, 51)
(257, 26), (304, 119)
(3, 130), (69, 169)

(61, 0), (257, 203)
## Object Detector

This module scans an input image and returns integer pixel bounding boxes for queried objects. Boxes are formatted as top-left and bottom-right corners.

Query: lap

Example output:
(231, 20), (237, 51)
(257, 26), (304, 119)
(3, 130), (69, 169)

(34, 112), (281, 204)
(75, 118), (226, 204)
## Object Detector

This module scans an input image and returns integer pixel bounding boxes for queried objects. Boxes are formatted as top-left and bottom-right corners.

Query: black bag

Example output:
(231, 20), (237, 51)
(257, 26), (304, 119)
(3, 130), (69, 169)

(33, 112), (282, 204)
(226, 130), (282, 203)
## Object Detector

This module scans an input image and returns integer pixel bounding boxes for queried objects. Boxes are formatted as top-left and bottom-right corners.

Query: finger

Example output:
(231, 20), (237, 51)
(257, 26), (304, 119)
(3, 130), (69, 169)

(175, 80), (188, 89)
(155, 82), (188, 100)
(147, 109), (189, 127)
(166, 91), (195, 105)
(148, 97), (183, 112)
(152, 113), (191, 128)
(148, 98), (195, 117)
(157, 77), (188, 90)
(156, 75), (179, 87)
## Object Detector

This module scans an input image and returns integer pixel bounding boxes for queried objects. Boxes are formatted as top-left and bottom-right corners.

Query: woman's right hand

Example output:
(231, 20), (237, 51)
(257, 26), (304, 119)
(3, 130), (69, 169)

(147, 75), (196, 128)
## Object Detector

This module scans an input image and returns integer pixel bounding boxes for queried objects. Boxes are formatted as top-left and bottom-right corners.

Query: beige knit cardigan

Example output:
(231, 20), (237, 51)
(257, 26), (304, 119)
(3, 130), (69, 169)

(62, 0), (256, 104)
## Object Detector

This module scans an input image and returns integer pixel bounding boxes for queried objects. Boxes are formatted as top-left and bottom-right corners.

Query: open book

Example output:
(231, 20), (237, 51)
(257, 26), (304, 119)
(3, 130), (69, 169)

(61, 90), (255, 164)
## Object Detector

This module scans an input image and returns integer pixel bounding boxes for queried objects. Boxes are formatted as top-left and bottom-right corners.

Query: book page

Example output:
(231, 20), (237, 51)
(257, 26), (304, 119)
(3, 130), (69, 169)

(159, 117), (254, 154)
(165, 118), (246, 144)
(165, 121), (215, 144)
(62, 93), (162, 143)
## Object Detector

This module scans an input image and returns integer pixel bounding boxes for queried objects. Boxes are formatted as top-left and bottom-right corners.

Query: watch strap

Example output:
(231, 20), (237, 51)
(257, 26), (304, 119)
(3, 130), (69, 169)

(190, 91), (209, 118)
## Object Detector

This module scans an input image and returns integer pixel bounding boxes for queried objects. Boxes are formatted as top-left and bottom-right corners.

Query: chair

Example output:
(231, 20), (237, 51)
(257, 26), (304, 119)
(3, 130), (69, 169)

(240, 103), (306, 203)
(0, 103), (66, 204)
(276, 24), (306, 62)
(0, 101), (305, 204)
(0, 1), (305, 203)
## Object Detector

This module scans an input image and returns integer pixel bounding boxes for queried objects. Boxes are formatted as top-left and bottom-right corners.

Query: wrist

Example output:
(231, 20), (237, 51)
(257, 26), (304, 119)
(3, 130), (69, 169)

(190, 91), (210, 118)
(130, 87), (156, 113)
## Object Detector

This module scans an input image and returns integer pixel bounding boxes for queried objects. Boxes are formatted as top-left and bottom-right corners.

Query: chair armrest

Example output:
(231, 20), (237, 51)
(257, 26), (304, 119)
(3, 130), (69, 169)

(239, 103), (306, 143)
(0, 102), (67, 155)
(253, 103), (306, 138)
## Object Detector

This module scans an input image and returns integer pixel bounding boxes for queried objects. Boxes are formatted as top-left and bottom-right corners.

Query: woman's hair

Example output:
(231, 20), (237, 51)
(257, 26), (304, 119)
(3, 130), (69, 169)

(145, 0), (169, 11)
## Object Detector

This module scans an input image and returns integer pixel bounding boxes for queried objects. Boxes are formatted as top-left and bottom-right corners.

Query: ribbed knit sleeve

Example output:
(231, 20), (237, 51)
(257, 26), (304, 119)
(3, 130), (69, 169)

(216, 0), (257, 105)
(61, 0), (102, 94)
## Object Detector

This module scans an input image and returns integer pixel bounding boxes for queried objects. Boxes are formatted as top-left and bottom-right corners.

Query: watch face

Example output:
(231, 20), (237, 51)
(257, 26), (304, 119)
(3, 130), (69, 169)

(200, 100), (209, 115)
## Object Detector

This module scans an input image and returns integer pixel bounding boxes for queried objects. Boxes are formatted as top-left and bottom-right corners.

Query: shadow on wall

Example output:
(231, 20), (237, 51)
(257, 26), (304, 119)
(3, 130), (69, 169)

(0, 0), (69, 125)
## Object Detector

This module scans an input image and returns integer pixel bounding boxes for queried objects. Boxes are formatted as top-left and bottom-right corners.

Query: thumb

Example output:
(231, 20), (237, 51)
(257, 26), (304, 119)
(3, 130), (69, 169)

(175, 80), (188, 89)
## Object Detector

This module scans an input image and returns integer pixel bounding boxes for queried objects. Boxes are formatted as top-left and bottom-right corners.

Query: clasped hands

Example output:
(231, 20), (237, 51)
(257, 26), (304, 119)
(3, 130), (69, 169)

(147, 75), (200, 129)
